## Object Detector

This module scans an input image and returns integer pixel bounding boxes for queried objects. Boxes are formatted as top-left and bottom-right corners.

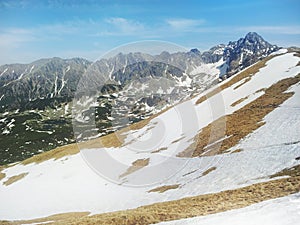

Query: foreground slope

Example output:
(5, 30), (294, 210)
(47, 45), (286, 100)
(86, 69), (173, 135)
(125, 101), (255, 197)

(0, 49), (299, 224)
(156, 193), (300, 225)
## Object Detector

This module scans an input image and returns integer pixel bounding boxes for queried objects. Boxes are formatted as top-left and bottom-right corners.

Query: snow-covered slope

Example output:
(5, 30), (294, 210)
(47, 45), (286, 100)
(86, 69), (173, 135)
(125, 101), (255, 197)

(155, 193), (300, 225)
(0, 49), (299, 223)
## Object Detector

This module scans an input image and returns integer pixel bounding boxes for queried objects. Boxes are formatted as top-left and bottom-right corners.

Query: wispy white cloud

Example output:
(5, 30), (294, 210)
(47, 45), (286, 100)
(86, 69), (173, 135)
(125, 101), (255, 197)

(0, 28), (36, 48)
(104, 17), (145, 35)
(166, 18), (205, 31)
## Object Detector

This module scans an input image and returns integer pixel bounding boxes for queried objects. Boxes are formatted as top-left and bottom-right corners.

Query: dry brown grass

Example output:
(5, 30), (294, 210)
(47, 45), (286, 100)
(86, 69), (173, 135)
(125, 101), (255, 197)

(152, 147), (168, 153)
(171, 136), (185, 144)
(255, 88), (266, 93)
(0, 172), (5, 181)
(5, 166), (299, 225)
(270, 164), (300, 178)
(230, 96), (248, 107)
(233, 77), (252, 90)
(0, 212), (90, 225)
(182, 169), (198, 177)
(179, 74), (300, 157)
(0, 165), (8, 181)
(202, 167), (217, 176)
(231, 149), (243, 154)
(195, 87), (222, 105)
(78, 131), (125, 149)
(195, 54), (279, 105)
(3, 172), (28, 186)
(0, 166), (6, 181)
(148, 184), (180, 193)
(119, 158), (150, 178)
(22, 143), (80, 165)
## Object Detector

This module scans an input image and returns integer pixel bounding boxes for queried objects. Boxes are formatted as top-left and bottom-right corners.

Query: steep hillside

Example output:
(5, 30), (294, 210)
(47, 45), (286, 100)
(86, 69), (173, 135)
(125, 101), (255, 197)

(0, 48), (299, 224)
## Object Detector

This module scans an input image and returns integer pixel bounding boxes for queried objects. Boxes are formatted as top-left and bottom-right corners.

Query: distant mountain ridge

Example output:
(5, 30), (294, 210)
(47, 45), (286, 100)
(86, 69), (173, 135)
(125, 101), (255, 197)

(0, 32), (281, 164)
(0, 32), (279, 112)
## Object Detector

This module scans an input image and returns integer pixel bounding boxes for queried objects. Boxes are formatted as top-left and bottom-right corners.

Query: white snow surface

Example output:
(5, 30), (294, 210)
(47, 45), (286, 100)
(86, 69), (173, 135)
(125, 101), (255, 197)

(0, 51), (300, 220)
(155, 193), (300, 225)
(0, 68), (8, 77)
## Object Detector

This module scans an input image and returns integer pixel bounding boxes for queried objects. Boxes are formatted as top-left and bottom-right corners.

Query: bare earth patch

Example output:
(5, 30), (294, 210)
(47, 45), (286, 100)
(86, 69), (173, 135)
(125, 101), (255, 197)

(3, 172), (28, 186)
(179, 74), (300, 157)
(148, 184), (180, 193)
(119, 158), (150, 178)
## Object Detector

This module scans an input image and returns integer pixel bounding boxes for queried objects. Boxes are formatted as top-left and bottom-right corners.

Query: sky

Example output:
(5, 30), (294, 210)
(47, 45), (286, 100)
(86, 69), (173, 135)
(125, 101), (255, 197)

(0, 0), (299, 65)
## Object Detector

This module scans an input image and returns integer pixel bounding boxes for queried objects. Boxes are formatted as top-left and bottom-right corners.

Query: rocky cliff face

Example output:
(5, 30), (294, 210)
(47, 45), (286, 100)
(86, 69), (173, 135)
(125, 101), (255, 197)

(223, 32), (279, 75)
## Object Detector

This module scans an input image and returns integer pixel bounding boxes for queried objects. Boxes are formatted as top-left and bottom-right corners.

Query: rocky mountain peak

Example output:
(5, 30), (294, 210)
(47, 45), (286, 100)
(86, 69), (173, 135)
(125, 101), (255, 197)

(190, 48), (201, 55)
(223, 32), (279, 76)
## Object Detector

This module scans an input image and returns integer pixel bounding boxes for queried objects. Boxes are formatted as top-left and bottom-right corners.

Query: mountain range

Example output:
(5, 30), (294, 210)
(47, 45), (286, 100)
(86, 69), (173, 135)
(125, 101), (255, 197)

(0, 32), (281, 164)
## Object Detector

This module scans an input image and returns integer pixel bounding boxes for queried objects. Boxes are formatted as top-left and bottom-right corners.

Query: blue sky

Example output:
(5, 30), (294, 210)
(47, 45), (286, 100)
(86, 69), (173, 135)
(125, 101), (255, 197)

(0, 0), (299, 65)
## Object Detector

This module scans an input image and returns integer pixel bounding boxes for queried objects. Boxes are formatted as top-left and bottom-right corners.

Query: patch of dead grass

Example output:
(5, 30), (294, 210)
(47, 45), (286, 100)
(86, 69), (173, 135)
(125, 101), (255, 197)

(179, 74), (300, 157)
(233, 77), (252, 90)
(230, 96), (248, 107)
(231, 149), (243, 154)
(255, 88), (266, 93)
(152, 147), (168, 153)
(0, 172), (5, 181)
(270, 164), (300, 178)
(22, 143), (80, 165)
(0, 212), (90, 225)
(3, 172), (28, 186)
(202, 167), (217, 176)
(148, 184), (180, 193)
(171, 136), (185, 144)
(119, 158), (150, 178)
(0, 166), (6, 181)
(182, 169), (198, 177)
(195, 87), (222, 105)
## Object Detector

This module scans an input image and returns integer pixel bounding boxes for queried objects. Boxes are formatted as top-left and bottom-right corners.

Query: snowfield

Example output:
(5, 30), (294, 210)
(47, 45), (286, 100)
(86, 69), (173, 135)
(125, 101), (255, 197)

(0, 50), (299, 221)
(155, 193), (300, 225)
